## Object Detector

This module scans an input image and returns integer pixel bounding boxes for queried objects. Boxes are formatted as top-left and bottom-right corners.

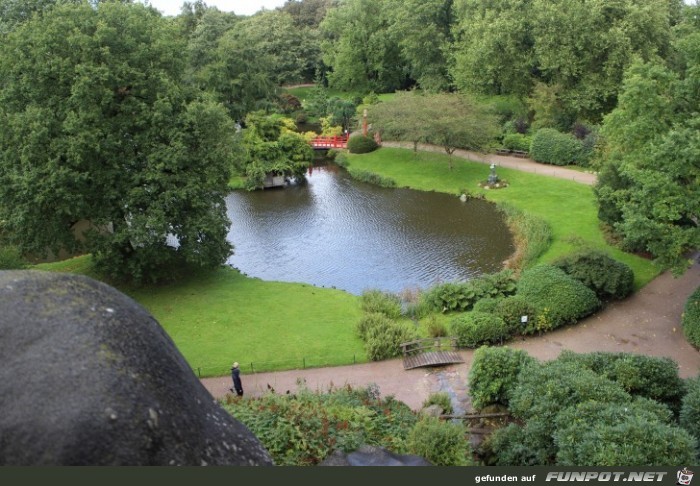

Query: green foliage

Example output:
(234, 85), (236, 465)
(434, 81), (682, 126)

(347, 134), (379, 154)
(422, 392), (453, 415)
(530, 129), (584, 166)
(494, 295), (539, 335)
(680, 377), (700, 443)
(472, 297), (504, 314)
(422, 270), (517, 313)
(556, 351), (685, 409)
(501, 134), (531, 153)
(554, 402), (697, 466)
(360, 290), (402, 319)
(357, 313), (417, 361)
(468, 346), (536, 410)
(407, 417), (473, 466)
(483, 421), (553, 466)
(450, 312), (511, 348)
(499, 204), (552, 270)
(517, 265), (600, 329)
(345, 168), (396, 187)
(553, 250), (634, 300)
(223, 384), (418, 466)
(425, 315), (448, 338)
(0, 2), (235, 284)
(0, 245), (28, 270)
(683, 286), (700, 348)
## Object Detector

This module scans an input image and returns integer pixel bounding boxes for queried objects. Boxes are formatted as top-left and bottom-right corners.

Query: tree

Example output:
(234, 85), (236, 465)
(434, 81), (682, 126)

(320, 0), (408, 93)
(0, 2), (235, 283)
(239, 113), (314, 190)
(595, 57), (699, 274)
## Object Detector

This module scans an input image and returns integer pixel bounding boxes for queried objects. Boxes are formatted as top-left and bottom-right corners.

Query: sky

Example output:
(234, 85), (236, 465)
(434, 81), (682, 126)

(142, 0), (288, 17)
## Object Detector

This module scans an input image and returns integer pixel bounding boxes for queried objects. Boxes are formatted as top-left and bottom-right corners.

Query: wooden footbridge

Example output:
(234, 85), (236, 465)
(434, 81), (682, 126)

(310, 135), (348, 149)
(400, 337), (464, 370)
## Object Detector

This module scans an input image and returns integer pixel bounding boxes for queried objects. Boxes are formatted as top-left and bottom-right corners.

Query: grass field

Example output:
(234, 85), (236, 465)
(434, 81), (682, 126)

(344, 147), (659, 288)
(38, 257), (365, 376)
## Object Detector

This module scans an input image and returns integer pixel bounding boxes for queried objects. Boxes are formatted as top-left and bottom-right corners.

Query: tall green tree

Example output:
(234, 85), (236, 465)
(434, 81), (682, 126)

(320, 0), (408, 92)
(0, 2), (235, 283)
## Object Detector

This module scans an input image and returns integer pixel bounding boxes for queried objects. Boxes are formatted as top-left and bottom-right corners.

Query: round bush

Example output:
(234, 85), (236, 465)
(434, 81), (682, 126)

(0, 245), (28, 270)
(680, 377), (700, 442)
(347, 134), (378, 154)
(407, 417), (473, 466)
(517, 265), (600, 329)
(450, 312), (511, 348)
(468, 346), (536, 410)
(494, 295), (539, 334)
(483, 421), (552, 466)
(502, 133), (531, 152)
(530, 128), (583, 166)
(553, 250), (634, 300)
(364, 320), (417, 361)
(683, 286), (700, 348)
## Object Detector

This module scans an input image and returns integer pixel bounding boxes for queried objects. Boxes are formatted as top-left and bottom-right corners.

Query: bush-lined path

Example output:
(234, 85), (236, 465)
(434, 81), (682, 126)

(202, 256), (700, 411)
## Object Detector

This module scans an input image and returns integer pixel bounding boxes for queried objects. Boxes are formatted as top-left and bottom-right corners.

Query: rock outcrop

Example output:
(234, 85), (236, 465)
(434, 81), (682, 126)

(0, 270), (273, 466)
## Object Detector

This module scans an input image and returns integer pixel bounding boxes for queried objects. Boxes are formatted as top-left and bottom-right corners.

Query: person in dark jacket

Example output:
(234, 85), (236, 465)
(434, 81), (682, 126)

(230, 362), (243, 396)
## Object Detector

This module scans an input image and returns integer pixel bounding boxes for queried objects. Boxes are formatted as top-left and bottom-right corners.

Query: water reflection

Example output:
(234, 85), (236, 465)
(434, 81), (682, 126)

(225, 164), (514, 295)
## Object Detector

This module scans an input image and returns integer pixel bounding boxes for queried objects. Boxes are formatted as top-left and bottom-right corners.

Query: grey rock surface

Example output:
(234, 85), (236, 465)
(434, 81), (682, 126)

(0, 270), (273, 466)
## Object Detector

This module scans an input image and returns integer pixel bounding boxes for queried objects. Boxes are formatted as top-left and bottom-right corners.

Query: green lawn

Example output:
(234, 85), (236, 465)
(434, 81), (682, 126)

(38, 257), (365, 377)
(345, 148), (659, 288)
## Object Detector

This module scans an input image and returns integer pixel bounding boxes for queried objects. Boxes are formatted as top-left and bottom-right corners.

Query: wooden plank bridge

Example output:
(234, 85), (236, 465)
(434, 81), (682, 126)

(400, 337), (464, 370)
(310, 135), (348, 149)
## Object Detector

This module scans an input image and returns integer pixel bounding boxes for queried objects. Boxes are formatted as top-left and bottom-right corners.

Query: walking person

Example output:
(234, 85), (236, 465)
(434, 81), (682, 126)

(230, 362), (243, 396)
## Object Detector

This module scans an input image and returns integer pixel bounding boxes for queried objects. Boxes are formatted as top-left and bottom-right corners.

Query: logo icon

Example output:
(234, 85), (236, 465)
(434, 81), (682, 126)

(678, 468), (694, 486)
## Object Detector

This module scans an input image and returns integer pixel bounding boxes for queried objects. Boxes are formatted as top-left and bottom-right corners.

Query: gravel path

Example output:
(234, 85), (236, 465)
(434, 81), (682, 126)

(202, 256), (700, 411)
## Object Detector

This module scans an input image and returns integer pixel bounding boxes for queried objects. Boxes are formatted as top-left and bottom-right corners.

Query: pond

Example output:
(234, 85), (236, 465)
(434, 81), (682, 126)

(225, 164), (514, 295)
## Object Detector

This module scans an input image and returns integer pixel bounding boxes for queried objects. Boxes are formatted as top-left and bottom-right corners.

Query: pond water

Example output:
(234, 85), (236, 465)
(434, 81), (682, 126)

(225, 164), (514, 295)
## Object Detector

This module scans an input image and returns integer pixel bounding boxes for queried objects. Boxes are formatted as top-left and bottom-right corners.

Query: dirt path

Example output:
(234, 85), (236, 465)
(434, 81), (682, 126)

(202, 257), (700, 411)
(381, 141), (597, 185)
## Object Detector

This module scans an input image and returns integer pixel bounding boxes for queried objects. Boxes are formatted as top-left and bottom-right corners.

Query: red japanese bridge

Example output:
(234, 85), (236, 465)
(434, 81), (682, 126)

(310, 135), (348, 149)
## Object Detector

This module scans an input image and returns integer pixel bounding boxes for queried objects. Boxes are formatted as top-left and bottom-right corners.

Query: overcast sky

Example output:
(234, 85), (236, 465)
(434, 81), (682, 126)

(142, 0), (288, 17)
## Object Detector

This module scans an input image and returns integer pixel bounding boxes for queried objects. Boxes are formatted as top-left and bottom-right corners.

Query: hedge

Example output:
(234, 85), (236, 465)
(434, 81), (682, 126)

(468, 346), (536, 410)
(495, 295), (540, 335)
(553, 250), (634, 300)
(683, 286), (700, 348)
(680, 377), (700, 443)
(502, 133), (531, 153)
(530, 128), (583, 166)
(516, 265), (600, 330)
(422, 270), (517, 313)
(450, 312), (512, 348)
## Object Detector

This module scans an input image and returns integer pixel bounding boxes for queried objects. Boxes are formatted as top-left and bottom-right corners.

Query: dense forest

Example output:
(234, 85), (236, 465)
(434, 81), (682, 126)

(0, 0), (697, 281)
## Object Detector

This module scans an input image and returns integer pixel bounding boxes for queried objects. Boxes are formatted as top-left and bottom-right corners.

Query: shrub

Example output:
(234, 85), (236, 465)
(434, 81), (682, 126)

(334, 152), (349, 167)
(683, 286), (700, 348)
(502, 133), (531, 153)
(555, 351), (685, 409)
(278, 92), (302, 113)
(468, 346), (536, 410)
(530, 128), (583, 166)
(407, 417), (473, 466)
(450, 312), (512, 348)
(223, 384), (418, 465)
(0, 245), (28, 270)
(483, 421), (553, 466)
(422, 392), (453, 415)
(356, 312), (393, 340)
(517, 265), (600, 329)
(680, 377), (700, 442)
(421, 270), (517, 313)
(346, 167), (396, 187)
(554, 402), (697, 466)
(361, 289), (402, 319)
(495, 296), (539, 335)
(472, 297), (504, 314)
(426, 316), (448, 338)
(499, 204), (552, 270)
(365, 320), (417, 361)
(553, 250), (634, 300)
(347, 134), (378, 154)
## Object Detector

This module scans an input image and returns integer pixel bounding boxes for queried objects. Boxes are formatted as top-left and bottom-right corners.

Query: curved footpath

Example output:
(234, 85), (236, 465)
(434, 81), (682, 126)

(202, 257), (700, 411)
(380, 141), (597, 185)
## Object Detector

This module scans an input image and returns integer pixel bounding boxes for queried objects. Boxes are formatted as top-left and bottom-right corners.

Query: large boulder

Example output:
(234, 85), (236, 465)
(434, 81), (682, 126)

(0, 270), (273, 466)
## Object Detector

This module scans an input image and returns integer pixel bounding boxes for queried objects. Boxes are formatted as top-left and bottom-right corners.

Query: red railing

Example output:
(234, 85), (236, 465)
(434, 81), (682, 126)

(310, 135), (348, 149)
